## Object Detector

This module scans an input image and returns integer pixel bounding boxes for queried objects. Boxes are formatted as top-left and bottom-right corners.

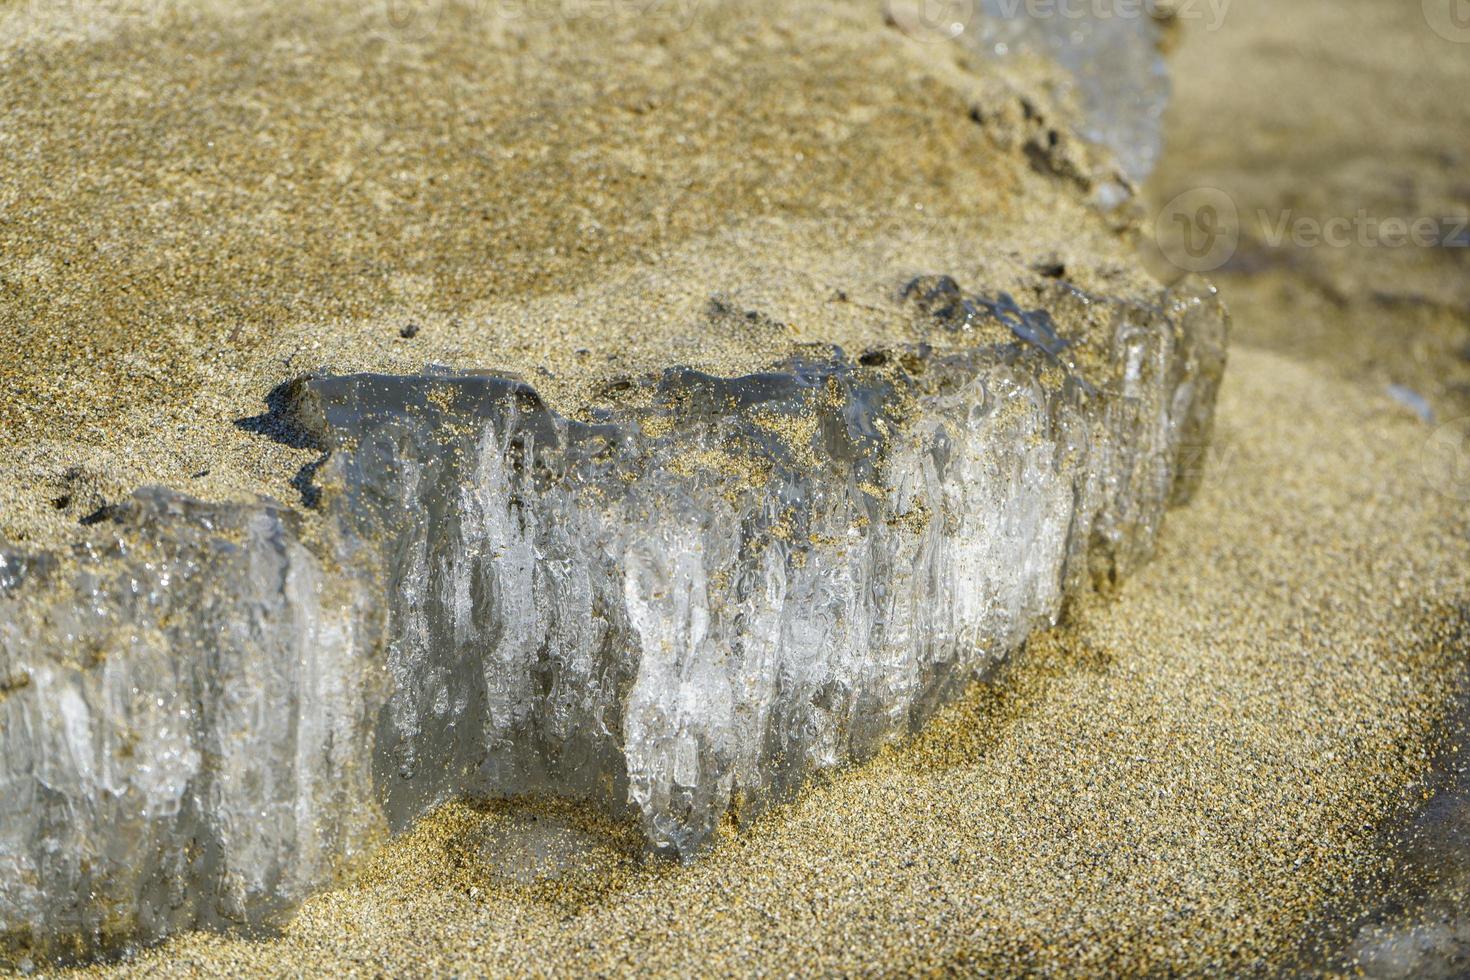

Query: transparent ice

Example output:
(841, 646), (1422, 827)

(0, 277), (1226, 962)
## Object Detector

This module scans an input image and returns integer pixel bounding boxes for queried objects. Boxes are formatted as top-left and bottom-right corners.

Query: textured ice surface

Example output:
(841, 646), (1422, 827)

(0, 493), (384, 962)
(0, 277), (1226, 962)
(967, 0), (1171, 180)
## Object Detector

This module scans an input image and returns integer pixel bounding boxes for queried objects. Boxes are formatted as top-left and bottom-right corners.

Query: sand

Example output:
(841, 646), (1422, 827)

(5, 0), (1470, 974)
(1146, 0), (1470, 400)
(0, 0), (1138, 550)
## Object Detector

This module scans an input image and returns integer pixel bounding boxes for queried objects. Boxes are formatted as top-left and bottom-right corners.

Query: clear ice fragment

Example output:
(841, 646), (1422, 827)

(0, 277), (1226, 962)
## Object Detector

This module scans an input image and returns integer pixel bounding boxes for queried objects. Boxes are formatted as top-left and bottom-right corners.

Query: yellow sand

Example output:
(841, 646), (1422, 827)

(0, 0), (1132, 549)
(4, 0), (1467, 973)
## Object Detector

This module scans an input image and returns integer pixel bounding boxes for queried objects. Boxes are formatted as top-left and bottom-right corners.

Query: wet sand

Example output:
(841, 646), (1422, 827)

(1321, 689), (1470, 977)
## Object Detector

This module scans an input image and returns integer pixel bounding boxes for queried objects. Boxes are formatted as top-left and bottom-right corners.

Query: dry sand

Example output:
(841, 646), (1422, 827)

(4, 0), (1469, 974)
(0, 0), (1137, 549)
